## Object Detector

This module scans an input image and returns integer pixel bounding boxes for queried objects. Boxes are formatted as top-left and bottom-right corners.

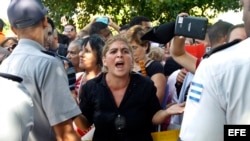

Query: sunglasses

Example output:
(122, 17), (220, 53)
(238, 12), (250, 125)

(7, 44), (17, 51)
(64, 28), (74, 32)
(48, 31), (53, 36)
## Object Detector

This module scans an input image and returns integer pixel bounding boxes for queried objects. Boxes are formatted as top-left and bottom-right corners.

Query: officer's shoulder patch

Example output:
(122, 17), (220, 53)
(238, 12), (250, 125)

(188, 81), (203, 103)
(203, 39), (241, 58)
(41, 50), (56, 57)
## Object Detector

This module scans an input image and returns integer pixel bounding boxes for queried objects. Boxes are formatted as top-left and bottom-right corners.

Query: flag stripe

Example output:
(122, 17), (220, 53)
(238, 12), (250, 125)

(189, 95), (200, 102)
(190, 89), (202, 95)
(191, 82), (203, 88)
(188, 81), (203, 102)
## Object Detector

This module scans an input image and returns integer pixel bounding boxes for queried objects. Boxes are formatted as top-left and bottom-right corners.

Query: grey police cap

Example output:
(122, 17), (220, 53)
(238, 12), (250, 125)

(7, 0), (47, 29)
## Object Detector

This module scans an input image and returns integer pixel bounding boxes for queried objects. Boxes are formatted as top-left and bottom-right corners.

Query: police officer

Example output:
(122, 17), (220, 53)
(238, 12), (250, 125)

(179, 0), (250, 140)
(0, 0), (81, 140)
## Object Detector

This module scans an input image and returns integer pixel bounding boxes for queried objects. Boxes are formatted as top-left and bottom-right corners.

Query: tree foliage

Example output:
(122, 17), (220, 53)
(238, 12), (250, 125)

(42, 0), (241, 30)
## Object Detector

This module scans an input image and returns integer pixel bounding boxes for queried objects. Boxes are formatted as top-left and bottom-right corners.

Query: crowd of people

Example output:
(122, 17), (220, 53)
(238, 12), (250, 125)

(0, 0), (250, 141)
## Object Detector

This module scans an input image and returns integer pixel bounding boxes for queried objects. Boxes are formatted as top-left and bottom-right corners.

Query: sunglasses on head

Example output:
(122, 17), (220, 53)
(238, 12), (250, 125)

(64, 28), (74, 32)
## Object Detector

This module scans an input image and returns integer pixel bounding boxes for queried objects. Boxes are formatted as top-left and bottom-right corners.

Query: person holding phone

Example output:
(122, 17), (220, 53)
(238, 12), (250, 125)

(81, 16), (120, 41)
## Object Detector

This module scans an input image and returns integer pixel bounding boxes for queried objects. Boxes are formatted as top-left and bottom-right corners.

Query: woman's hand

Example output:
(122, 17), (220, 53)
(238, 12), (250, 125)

(166, 102), (185, 115)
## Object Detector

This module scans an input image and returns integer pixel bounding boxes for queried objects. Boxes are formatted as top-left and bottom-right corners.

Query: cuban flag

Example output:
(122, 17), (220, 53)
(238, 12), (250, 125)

(188, 81), (203, 103)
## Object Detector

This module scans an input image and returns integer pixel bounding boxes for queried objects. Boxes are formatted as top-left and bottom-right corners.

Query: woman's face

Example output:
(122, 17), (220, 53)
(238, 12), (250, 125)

(79, 42), (98, 71)
(102, 40), (133, 77)
(130, 41), (147, 63)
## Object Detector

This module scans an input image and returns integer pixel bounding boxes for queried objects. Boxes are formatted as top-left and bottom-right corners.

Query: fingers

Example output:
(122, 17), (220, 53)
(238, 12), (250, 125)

(178, 12), (189, 17)
(166, 103), (185, 115)
(166, 102), (176, 109)
(177, 68), (187, 83)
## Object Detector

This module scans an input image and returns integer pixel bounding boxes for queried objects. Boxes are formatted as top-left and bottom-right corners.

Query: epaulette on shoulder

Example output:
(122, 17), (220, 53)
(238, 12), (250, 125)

(41, 50), (56, 57)
(203, 39), (241, 58)
(0, 72), (23, 83)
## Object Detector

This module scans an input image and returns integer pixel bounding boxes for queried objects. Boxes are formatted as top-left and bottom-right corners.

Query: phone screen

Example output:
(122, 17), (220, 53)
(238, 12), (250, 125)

(96, 17), (109, 25)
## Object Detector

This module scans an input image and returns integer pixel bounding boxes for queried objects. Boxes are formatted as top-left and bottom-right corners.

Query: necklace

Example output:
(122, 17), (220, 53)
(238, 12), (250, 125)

(139, 60), (147, 77)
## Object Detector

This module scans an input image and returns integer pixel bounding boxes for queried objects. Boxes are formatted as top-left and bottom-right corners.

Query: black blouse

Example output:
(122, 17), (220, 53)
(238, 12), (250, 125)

(79, 73), (161, 141)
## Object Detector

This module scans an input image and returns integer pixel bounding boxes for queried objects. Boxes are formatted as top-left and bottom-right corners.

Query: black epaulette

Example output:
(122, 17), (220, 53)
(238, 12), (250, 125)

(41, 50), (56, 57)
(0, 72), (23, 83)
(203, 39), (241, 58)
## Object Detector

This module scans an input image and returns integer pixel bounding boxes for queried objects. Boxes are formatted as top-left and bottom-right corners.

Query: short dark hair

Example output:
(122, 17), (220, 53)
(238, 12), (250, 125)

(129, 16), (150, 28)
(0, 19), (5, 31)
(208, 20), (233, 47)
(89, 22), (108, 35)
(58, 33), (70, 46)
(47, 17), (55, 31)
(119, 24), (130, 31)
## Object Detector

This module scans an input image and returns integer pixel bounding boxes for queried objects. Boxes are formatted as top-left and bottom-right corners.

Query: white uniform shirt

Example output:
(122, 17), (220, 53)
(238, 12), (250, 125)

(180, 38), (250, 141)
(0, 77), (33, 141)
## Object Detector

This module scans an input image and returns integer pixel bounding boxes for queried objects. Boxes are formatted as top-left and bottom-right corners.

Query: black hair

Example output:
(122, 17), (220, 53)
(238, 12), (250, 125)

(81, 34), (105, 67)
(47, 17), (55, 31)
(119, 24), (130, 31)
(58, 33), (70, 46)
(129, 16), (150, 28)
(0, 19), (5, 31)
(89, 22), (108, 35)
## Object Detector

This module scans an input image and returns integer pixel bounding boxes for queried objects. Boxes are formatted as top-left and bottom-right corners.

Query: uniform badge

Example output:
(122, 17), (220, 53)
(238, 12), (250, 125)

(188, 81), (203, 102)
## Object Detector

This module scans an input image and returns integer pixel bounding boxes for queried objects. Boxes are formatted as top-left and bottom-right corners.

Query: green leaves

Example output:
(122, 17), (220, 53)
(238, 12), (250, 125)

(42, 0), (241, 30)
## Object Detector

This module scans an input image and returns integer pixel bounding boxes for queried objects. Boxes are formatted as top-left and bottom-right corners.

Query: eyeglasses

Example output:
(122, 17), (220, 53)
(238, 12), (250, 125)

(48, 31), (53, 36)
(7, 44), (17, 51)
(64, 28), (74, 32)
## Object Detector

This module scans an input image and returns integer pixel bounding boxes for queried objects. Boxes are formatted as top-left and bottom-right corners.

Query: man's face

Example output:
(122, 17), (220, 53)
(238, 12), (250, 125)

(44, 24), (54, 50)
(63, 25), (77, 41)
(141, 21), (152, 31)
(99, 27), (112, 41)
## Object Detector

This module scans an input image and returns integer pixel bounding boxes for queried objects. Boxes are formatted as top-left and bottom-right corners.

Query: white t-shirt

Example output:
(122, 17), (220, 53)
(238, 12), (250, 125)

(180, 37), (250, 141)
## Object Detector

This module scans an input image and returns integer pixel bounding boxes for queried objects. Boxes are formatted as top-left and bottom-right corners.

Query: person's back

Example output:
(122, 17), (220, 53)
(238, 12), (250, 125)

(179, 1), (250, 140)
(0, 0), (81, 140)
(0, 73), (33, 141)
(179, 35), (250, 141)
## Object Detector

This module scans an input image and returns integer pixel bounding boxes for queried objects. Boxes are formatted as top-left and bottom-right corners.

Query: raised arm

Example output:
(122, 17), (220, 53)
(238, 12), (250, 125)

(170, 36), (197, 74)
(108, 17), (121, 32)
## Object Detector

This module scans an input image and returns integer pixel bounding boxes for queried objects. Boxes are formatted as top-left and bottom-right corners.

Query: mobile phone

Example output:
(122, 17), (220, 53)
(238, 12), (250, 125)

(96, 17), (109, 25)
(174, 16), (208, 40)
